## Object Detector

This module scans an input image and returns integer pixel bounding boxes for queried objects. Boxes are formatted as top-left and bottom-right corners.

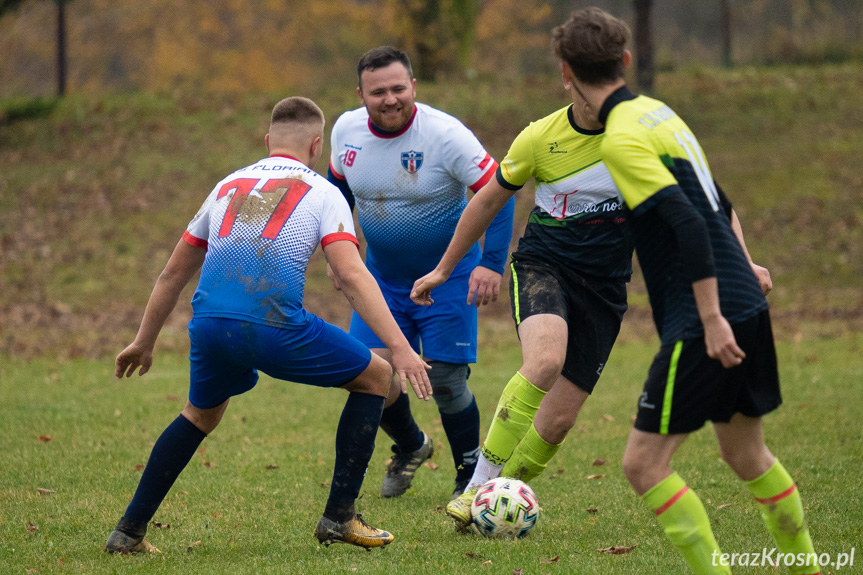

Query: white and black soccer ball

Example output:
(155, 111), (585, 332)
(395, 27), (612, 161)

(470, 477), (539, 539)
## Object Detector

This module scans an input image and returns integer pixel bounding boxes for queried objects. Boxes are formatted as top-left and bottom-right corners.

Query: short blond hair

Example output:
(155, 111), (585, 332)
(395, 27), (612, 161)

(270, 96), (324, 128)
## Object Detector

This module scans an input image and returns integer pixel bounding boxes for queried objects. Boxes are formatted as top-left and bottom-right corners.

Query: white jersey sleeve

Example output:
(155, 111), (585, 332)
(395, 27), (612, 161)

(443, 119), (496, 192)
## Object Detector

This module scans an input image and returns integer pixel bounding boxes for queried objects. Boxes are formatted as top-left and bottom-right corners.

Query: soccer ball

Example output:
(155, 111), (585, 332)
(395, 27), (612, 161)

(470, 477), (539, 539)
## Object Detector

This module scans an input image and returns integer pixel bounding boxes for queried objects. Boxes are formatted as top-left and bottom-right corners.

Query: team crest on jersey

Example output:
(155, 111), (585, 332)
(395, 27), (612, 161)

(401, 150), (423, 173)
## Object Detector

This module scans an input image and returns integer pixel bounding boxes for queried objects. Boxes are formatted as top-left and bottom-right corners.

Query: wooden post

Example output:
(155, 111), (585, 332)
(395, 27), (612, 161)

(57, 0), (67, 96)
(634, 0), (654, 95)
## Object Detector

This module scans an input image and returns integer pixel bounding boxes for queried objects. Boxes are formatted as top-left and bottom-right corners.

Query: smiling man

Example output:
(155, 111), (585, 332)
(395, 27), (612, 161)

(327, 46), (515, 499)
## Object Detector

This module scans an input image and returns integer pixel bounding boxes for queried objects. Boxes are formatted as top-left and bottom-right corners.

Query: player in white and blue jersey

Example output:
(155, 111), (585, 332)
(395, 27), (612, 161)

(105, 97), (431, 553)
(328, 46), (515, 498)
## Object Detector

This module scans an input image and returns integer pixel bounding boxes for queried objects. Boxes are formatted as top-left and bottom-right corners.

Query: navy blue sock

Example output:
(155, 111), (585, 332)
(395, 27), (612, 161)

(440, 397), (480, 482)
(325, 392), (385, 522)
(121, 414), (207, 530)
(379, 392), (424, 453)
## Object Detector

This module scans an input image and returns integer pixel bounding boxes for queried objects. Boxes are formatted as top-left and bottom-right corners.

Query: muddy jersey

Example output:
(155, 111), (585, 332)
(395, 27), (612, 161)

(498, 104), (632, 280)
(329, 102), (506, 287)
(600, 88), (767, 343)
(183, 155), (358, 327)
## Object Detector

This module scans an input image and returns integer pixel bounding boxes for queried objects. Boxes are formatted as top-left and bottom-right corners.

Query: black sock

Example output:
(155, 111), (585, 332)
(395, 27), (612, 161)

(440, 397), (480, 482)
(379, 392), (424, 453)
(120, 414), (207, 529)
(324, 392), (385, 522)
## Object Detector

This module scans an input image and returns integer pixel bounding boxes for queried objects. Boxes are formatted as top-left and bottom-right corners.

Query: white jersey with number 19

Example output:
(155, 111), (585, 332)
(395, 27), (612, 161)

(329, 103), (498, 286)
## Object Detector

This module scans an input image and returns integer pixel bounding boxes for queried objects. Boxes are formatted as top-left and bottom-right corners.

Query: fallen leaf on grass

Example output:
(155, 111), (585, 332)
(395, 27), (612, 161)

(462, 552), (485, 561)
(513, 569), (524, 575)
(203, 461), (213, 467)
(36, 488), (54, 495)
(540, 556), (560, 564)
(25, 569), (38, 574)
(187, 540), (202, 552)
(151, 521), (171, 529)
(598, 544), (637, 555)
(481, 560), (492, 566)
(586, 508), (598, 515)
(586, 474), (604, 480)
(435, 505), (443, 512)
(134, 464), (145, 471)
(265, 465), (279, 470)
(27, 522), (38, 532)
(38, 435), (52, 442)
(165, 395), (180, 401)
(320, 480), (331, 487)
(424, 461), (439, 470)
(592, 458), (607, 466)
(600, 414), (615, 422)
(716, 503), (731, 510)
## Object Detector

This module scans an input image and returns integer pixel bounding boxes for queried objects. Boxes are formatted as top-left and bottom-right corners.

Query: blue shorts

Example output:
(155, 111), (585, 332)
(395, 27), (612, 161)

(188, 316), (372, 409)
(349, 270), (477, 364)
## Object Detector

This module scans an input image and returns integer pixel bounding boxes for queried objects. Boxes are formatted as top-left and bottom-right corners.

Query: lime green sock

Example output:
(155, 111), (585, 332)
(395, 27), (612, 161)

(501, 423), (561, 482)
(481, 372), (546, 466)
(643, 473), (730, 575)
(746, 460), (819, 575)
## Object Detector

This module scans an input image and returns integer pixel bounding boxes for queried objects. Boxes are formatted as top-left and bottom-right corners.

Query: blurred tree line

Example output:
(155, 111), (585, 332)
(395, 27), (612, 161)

(1, 0), (861, 98)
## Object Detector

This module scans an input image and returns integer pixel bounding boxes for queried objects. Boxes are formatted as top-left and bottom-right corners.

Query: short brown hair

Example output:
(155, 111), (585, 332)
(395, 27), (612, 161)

(270, 96), (324, 128)
(552, 7), (630, 86)
(357, 46), (413, 87)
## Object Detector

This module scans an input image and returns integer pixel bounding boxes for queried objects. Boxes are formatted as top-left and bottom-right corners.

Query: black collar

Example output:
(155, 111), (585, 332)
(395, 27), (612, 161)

(567, 105), (604, 136)
(598, 85), (637, 126)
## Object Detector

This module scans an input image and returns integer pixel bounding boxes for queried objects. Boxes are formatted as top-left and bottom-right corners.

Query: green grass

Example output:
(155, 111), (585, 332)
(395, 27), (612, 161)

(2, 335), (861, 574)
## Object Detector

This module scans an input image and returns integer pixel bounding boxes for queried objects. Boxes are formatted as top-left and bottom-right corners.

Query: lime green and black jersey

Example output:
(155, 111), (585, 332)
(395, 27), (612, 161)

(497, 104), (632, 280)
(600, 87), (767, 344)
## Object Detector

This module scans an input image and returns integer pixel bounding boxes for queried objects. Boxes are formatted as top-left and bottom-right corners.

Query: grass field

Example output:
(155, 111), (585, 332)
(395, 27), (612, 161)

(1, 63), (861, 573)
(1, 334), (861, 574)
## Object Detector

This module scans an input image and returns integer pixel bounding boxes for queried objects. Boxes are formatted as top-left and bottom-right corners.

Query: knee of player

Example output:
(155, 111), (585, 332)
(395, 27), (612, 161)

(427, 361), (473, 414)
(349, 354), (393, 398)
(520, 353), (565, 387)
(718, 442), (772, 477)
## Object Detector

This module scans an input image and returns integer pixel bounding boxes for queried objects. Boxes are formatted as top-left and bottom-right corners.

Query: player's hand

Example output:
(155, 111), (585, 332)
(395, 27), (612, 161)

(467, 266), (502, 307)
(326, 263), (342, 291)
(750, 262), (772, 295)
(702, 315), (746, 368)
(391, 347), (433, 400)
(115, 342), (154, 378)
(410, 269), (449, 306)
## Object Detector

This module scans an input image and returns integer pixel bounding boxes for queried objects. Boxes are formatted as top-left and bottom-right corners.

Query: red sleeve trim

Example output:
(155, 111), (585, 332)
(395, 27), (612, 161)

(469, 160), (499, 192)
(653, 486), (689, 516)
(321, 232), (359, 249)
(329, 160), (346, 179)
(182, 230), (208, 250)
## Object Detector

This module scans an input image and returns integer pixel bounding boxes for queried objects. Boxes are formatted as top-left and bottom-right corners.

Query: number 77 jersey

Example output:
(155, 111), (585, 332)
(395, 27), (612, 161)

(183, 155), (358, 328)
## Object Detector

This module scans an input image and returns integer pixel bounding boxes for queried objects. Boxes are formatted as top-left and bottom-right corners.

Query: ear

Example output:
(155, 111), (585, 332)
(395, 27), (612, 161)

(560, 61), (573, 90)
(265, 133), (271, 154)
(310, 134), (322, 160)
(357, 85), (364, 104)
(623, 49), (632, 69)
